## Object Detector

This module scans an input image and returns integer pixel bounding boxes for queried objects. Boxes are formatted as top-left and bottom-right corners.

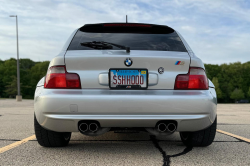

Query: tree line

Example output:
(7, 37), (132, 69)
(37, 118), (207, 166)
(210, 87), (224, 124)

(0, 58), (49, 99)
(205, 62), (250, 103)
(0, 58), (249, 102)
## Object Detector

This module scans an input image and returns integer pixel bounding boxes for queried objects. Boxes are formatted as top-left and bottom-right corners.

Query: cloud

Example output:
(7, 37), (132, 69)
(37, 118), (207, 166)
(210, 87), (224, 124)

(0, 0), (249, 64)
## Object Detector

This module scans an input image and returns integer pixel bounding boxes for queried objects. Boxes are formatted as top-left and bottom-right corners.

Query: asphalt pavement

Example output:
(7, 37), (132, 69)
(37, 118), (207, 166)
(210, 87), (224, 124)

(0, 99), (249, 166)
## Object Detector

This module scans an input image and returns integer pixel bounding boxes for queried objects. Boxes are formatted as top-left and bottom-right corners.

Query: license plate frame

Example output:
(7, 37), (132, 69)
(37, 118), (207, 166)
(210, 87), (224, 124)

(109, 68), (148, 90)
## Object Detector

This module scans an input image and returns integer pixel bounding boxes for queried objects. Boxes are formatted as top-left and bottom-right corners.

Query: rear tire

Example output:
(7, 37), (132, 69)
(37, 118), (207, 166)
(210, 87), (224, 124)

(180, 117), (217, 147)
(34, 115), (71, 147)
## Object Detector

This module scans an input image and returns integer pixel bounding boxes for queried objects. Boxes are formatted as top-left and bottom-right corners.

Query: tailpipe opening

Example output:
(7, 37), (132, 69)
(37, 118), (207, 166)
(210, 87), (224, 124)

(157, 123), (167, 132)
(79, 123), (88, 133)
(166, 123), (176, 132)
(156, 120), (177, 133)
(78, 120), (110, 136)
(89, 123), (99, 132)
(146, 120), (178, 136)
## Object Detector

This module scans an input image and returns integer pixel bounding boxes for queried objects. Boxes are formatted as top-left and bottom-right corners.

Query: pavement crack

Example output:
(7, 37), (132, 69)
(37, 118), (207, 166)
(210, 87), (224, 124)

(169, 146), (193, 158)
(0, 139), (21, 141)
(217, 130), (250, 144)
(150, 135), (170, 166)
(232, 138), (250, 144)
(150, 135), (193, 166)
(3, 113), (31, 115)
(218, 123), (250, 125)
(213, 141), (241, 142)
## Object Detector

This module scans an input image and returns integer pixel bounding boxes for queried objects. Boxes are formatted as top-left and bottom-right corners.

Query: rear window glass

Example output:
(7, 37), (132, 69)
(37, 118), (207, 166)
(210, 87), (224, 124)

(68, 31), (187, 52)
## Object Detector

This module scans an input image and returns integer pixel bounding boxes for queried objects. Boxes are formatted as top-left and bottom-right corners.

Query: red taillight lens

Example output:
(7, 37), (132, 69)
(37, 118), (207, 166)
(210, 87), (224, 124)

(44, 66), (81, 89)
(174, 67), (208, 90)
(174, 75), (189, 89)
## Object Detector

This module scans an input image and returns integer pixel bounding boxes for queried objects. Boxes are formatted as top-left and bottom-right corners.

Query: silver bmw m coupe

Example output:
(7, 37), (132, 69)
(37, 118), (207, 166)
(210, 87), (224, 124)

(34, 23), (217, 147)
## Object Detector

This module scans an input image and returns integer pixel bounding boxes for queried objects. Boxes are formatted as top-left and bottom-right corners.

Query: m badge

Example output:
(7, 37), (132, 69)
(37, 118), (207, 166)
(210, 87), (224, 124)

(175, 61), (185, 65)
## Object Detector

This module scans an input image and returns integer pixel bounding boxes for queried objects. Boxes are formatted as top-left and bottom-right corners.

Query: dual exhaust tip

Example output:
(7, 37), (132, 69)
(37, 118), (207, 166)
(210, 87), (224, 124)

(157, 122), (177, 133)
(79, 123), (98, 133)
(79, 121), (177, 133)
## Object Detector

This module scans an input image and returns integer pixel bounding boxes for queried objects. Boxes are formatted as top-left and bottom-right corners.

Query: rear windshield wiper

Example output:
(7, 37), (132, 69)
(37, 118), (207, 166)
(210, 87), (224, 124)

(80, 41), (130, 53)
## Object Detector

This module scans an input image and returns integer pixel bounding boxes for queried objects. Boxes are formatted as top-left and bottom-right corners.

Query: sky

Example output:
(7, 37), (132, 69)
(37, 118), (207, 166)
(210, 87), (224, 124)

(0, 0), (250, 64)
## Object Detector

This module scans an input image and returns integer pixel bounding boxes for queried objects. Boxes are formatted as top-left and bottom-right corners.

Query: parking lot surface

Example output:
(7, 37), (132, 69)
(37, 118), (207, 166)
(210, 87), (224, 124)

(0, 99), (249, 165)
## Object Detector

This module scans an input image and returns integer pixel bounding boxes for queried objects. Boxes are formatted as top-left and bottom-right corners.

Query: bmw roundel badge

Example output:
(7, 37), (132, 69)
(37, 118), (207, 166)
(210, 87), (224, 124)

(124, 58), (133, 67)
(158, 67), (164, 74)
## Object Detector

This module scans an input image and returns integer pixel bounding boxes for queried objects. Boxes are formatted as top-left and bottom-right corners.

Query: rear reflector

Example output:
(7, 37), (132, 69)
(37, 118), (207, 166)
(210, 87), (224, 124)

(174, 67), (208, 90)
(44, 66), (81, 89)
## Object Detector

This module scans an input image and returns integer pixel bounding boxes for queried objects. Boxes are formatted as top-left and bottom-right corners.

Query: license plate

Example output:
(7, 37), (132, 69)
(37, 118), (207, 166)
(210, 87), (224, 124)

(109, 69), (148, 89)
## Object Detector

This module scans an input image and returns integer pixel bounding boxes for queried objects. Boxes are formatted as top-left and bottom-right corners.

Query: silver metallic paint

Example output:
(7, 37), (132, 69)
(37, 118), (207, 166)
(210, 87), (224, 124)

(65, 50), (190, 89)
(34, 88), (217, 132)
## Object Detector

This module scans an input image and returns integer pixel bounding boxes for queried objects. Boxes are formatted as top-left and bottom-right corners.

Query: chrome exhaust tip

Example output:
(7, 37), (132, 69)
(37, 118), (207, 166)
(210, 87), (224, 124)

(157, 123), (167, 132)
(89, 123), (98, 132)
(79, 123), (88, 133)
(167, 123), (176, 132)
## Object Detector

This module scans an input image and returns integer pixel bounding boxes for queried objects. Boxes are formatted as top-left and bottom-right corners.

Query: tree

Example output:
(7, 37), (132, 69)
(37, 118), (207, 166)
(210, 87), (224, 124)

(212, 77), (223, 99)
(30, 61), (50, 87)
(0, 58), (49, 99)
(0, 58), (17, 85)
(19, 59), (35, 70)
(248, 87), (250, 98)
(29, 61), (49, 94)
(0, 78), (5, 98)
(4, 75), (18, 98)
(230, 88), (245, 102)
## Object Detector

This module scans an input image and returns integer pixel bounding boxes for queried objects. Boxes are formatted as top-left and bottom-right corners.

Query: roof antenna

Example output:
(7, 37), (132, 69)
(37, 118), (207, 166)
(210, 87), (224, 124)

(126, 15), (128, 23)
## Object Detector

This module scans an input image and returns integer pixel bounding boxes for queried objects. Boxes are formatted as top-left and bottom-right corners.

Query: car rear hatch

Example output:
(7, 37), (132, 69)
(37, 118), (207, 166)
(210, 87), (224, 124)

(64, 23), (190, 90)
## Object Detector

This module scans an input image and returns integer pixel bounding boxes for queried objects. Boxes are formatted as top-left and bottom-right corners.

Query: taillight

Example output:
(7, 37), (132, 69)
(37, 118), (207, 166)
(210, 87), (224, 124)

(44, 66), (81, 89)
(174, 67), (208, 90)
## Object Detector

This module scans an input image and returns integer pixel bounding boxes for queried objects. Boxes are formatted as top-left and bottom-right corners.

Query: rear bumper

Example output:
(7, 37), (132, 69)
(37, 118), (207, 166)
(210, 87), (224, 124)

(34, 87), (217, 132)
